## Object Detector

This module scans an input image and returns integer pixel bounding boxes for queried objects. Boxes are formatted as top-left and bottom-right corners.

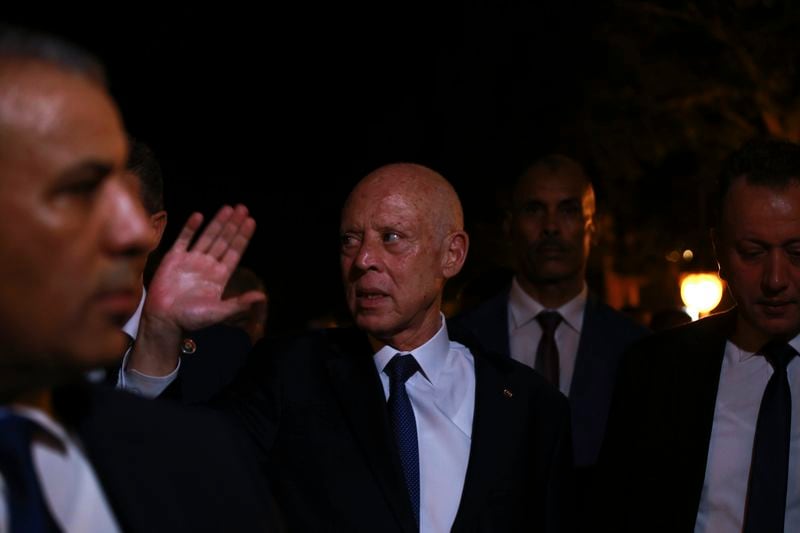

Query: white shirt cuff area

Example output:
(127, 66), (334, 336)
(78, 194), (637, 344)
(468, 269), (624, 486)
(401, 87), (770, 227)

(117, 347), (180, 399)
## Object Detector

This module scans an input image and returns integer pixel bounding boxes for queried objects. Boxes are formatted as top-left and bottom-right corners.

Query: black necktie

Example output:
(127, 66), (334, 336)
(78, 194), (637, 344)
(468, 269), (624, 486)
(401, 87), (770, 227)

(385, 353), (421, 527)
(743, 341), (797, 533)
(0, 413), (61, 532)
(535, 311), (563, 387)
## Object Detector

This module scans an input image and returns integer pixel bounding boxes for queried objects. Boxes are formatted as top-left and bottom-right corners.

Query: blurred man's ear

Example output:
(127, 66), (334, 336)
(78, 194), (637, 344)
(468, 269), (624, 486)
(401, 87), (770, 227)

(502, 209), (513, 239)
(149, 211), (168, 251)
(710, 228), (726, 280)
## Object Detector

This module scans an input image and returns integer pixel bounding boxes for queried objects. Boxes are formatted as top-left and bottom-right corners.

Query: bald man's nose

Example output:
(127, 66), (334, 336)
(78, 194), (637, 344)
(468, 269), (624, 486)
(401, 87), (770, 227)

(102, 179), (151, 254)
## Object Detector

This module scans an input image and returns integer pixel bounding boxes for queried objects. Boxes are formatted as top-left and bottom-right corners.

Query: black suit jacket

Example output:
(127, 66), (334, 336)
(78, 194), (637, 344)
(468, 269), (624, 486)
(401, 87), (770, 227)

(52, 383), (272, 532)
(216, 327), (574, 532)
(108, 324), (252, 405)
(597, 310), (736, 533)
(447, 289), (649, 469)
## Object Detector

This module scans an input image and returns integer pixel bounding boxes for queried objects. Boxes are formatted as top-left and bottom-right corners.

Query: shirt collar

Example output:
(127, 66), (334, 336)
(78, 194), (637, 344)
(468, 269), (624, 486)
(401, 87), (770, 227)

(1, 404), (70, 452)
(731, 332), (800, 363)
(508, 276), (587, 334)
(122, 288), (146, 341)
(373, 313), (451, 387)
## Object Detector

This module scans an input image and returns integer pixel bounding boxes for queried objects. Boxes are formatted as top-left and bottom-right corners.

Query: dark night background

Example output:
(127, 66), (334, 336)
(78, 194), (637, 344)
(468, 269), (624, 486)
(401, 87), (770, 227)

(7, 2), (800, 333)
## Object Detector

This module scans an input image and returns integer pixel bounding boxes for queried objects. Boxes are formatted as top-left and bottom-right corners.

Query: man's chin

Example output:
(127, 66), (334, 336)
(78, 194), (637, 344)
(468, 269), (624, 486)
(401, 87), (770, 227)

(749, 312), (800, 342)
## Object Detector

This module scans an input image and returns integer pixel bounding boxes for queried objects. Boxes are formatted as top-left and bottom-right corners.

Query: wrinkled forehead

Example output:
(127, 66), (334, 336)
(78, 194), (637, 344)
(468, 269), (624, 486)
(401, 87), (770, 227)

(341, 182), (431, 229)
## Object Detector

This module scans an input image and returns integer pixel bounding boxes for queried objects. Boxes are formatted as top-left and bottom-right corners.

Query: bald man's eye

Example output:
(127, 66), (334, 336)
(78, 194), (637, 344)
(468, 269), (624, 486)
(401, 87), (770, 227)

(383, 232), (401, 243)
(340, 233), (361, 250)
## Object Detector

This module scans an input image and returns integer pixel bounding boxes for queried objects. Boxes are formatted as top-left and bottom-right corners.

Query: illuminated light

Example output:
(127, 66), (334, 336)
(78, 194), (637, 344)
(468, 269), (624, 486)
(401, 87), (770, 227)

(666, 250), (681, 262)
(680, 272), (724, 321)
(682, 249), (694, 261)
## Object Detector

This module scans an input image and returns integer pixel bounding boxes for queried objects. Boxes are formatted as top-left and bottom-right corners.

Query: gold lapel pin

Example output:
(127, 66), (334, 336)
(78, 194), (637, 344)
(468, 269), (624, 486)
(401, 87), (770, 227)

(181, 338), (197, 355)
(503, 388), (513, 398)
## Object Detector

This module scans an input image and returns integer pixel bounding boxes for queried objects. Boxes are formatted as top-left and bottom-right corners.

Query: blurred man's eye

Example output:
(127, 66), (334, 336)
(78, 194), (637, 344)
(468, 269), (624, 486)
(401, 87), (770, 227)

(383, 232), (400, 243)
(519, 202), (544, 215)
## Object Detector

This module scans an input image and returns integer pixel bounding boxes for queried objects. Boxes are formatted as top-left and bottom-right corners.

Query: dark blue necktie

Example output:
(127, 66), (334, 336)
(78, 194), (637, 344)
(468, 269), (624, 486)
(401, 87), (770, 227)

(0, 412), (61, 532)
(743, 341), (797, 533)
(385, 353), (421, 528)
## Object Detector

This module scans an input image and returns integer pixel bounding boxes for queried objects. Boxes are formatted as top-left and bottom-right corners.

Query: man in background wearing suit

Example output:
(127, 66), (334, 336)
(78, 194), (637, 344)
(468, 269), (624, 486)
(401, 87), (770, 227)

(112, 139), (257, 403)
(0, 26), (271, 531)
(600, 138), (800, 533)
(126, 162), (575, 532)
(449, 155), (648, 520)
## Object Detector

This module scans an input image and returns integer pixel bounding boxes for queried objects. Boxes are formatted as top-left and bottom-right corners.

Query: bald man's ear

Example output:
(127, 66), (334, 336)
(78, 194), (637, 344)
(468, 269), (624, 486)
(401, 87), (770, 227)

(441, 231), (469, 279)
(148, 210), (168, 252)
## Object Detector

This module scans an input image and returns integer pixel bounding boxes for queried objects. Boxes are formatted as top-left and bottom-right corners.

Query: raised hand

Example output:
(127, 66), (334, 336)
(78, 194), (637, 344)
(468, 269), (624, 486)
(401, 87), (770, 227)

(128, 204), (265, 376)
(146, 204), (265, 331)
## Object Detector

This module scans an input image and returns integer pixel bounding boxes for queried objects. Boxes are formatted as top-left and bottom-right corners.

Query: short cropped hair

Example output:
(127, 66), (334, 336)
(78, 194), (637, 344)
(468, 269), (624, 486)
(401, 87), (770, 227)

(0, 24), (106, 86)
(126, 138), (164, 215)
(713, 138), (800, 228)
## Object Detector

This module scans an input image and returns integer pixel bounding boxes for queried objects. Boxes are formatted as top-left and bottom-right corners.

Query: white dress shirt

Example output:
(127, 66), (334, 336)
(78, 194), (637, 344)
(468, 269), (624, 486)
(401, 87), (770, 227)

(373, 316), (475, 533)
(118, 312), (477, 533)
(0, 406), (121, 533)
(118, 289), (181, 398)
(507, 276), (587, 395)
(694, 335), (800, 533)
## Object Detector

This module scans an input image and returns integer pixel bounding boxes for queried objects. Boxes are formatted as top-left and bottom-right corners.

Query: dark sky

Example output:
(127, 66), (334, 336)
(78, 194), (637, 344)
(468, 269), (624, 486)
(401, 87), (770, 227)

(7, 4), (596, 332)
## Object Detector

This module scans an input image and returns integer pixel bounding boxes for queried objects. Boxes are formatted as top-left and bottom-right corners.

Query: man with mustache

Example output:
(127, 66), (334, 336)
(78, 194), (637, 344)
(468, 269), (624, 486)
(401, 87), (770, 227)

(600, 139), (800, 532)
(127, 162), (575, 532)
(449, 154), (648, 523)
(0, 26), (271, 531)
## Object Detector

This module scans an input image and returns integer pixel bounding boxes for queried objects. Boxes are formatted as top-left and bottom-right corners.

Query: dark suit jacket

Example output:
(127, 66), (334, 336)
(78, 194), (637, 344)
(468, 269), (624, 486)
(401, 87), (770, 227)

(447, 289), (649, 469)
(52, 382), (272, 532)
(216, 327), (574, 533)
(109, 324), (252, 405)
(177, 324), (253, 404)
(597, 309), (736, 533)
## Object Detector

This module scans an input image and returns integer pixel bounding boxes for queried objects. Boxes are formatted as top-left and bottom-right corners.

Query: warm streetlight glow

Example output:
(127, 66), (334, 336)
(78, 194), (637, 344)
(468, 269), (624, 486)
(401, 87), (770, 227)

(680, 272), (724, 321)
(682, 249), (694, 261)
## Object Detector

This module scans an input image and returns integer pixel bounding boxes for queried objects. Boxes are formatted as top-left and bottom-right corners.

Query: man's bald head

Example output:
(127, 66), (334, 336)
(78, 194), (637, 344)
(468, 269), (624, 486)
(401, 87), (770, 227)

(340, 162), (469, 350)
(347, 162), (464, 241)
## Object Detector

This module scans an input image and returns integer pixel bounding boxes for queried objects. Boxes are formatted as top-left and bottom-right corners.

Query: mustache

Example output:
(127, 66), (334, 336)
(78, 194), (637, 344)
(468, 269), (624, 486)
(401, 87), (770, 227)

(529, 236), (572, 255)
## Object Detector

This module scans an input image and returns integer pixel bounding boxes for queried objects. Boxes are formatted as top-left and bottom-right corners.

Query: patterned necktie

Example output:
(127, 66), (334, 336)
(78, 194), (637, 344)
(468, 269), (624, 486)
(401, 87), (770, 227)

(535, 311), (563, 387)
(0, 413), (61, 532)
(385, 353), (421, 527)
(743, 341), (797, 533)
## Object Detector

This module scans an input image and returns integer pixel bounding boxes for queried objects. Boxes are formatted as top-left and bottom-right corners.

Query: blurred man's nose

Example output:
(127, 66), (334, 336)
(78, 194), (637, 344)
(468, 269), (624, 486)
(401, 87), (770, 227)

(101, 178), (151, 256)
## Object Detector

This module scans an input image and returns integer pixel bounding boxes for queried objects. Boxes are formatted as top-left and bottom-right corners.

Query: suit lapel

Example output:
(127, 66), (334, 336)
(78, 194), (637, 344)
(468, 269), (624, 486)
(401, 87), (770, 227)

(54, 384), (146, 533)
(675, 310), (735, 526)
(451, 351), (513, 532)
(469, 290), (512, 357)
(325, 329), (418, 533)
(569, 294), (619, 465)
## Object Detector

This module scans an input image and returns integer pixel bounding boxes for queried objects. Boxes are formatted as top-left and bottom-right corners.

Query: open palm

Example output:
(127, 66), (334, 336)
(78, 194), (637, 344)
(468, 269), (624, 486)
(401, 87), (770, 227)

(146, 204), (266, 332)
